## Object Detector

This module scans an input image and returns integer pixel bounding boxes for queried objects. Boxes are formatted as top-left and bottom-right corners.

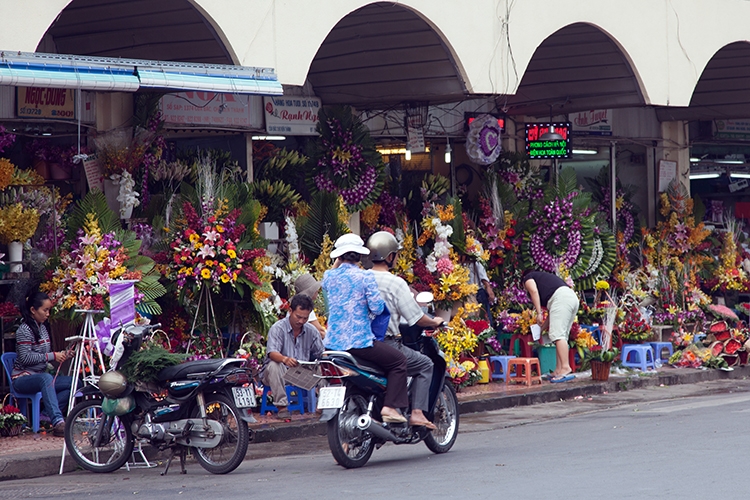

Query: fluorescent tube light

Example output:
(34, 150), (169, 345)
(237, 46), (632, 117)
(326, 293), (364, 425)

(251, 135), (286, 141)
(689, 173), (720, 180)
(572, 149), (598, 155)
(730, 173), (750, 179)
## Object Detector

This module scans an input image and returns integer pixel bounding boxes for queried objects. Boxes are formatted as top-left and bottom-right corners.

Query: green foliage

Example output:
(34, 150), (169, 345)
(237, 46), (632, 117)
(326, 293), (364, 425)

(65, 191), (120, 241)
(247, 179), (301, 223)
(120, 343), (185, 384)
(297, 191), (349, 261)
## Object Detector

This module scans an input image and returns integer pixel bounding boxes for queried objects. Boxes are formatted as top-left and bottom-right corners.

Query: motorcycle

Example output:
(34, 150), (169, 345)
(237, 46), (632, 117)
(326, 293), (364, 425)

(315, 298), (459, 468)
(64, 322), (257, 475)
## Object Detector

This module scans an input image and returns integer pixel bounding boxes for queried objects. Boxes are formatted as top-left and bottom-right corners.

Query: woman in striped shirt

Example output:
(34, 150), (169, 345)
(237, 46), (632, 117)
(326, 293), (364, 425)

(12, 289), (73, 436)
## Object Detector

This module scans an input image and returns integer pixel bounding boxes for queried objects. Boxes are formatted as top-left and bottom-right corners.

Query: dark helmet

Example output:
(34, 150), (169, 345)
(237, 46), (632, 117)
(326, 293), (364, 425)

(98, 370), (128, 398)
(366, 231), (401, 262)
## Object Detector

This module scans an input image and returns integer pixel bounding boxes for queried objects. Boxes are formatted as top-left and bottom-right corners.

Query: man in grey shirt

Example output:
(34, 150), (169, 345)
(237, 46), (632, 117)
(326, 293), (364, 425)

(367, 231), (444, 429)
(261, 294), (324, 419)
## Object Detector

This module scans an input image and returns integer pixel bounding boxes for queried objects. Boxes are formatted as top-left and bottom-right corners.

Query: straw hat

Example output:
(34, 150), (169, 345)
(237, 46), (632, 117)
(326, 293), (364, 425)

(294, 274), (321, 298)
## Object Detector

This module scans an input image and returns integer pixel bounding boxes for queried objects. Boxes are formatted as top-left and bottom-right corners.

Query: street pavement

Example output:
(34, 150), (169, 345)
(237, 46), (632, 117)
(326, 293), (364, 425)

(1, 364), (749, 485)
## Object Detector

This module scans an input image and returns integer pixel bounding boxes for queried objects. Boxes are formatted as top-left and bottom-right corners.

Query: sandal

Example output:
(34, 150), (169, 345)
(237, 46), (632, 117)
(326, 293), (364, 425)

(410, 419), (437, 430)
(550, 374), (575, 383)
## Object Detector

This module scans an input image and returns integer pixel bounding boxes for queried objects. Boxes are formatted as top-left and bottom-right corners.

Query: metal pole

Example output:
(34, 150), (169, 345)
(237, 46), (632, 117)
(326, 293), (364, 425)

(610, 141), (617, 231)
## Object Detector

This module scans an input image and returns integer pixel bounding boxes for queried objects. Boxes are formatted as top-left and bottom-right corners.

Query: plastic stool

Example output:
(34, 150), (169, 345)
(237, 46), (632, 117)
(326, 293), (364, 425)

(510, 333), (534, 357)
(506, 357), (542, 386)
(649, 342), (673, 362)
(260, 385), (307, 414)
(621, 344), (656, 371)
(488, 355), (515, 381)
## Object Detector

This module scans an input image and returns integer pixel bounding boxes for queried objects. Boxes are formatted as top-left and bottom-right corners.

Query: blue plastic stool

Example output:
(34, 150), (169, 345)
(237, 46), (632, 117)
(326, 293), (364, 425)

(259, 385), (308, 415)
(488, 355), (515, 382)
(2, 353), (42, 433)
(649, 342), (674, 362)
(621, 344), (656, 371)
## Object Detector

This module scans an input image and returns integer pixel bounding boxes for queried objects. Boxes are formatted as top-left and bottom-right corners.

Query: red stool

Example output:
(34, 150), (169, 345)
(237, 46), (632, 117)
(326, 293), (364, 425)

(510, 333), (534, 357)
(506, 357), (542, 386)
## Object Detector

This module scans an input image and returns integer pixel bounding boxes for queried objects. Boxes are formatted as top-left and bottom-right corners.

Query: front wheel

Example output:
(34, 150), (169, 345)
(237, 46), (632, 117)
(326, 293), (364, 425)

(65, 398), (134, 473)
(424, 381), (459, 454)
(192, 393), (250, 474)
(327, 393), (373, 468)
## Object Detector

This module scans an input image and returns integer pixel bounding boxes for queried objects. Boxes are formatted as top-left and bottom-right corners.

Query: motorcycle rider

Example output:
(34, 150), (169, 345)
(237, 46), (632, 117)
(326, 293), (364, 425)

(367, 231), (444, 430)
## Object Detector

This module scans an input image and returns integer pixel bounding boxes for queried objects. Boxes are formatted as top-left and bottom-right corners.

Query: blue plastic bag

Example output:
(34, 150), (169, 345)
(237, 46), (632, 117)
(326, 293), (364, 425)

(371, 305), (391, 341)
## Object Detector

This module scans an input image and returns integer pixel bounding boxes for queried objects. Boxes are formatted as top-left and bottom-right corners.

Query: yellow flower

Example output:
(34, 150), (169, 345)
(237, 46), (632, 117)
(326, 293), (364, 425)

(220, 273), (230, 283)
(595, 280), (610, 291)
(201, 268), (211, 279)
(227, 249), (236, 259)
(189, 233), (200, 244)
(216, 225), (224, 233)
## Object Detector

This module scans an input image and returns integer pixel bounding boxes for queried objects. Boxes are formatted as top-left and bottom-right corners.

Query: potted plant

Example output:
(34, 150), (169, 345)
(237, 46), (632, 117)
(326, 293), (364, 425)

(0, 402), (28, 437)
(586, 345), (620, 381)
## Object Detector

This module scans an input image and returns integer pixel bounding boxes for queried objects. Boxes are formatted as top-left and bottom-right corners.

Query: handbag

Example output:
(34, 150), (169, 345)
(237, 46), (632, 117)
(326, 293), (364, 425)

(371, 305), (391, 341)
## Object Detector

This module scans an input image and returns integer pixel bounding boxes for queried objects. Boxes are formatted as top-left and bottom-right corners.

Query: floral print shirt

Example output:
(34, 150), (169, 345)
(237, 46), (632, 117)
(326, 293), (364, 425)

(322, 263), (385, 350)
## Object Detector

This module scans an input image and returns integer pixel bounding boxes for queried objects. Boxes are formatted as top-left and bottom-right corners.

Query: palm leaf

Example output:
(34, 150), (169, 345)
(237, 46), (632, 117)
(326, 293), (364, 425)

(66, 191), (120, 241)
(298, 191), (348, 260)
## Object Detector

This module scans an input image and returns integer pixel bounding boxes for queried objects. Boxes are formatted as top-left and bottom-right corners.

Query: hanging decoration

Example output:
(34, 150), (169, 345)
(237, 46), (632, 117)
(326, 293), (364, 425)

(465, 114), (502, 165)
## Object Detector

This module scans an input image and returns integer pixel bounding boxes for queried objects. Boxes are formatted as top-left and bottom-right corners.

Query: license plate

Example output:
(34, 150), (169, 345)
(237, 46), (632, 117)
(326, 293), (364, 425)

(317, 386), (346, 409)
(232, 387), (257, 408)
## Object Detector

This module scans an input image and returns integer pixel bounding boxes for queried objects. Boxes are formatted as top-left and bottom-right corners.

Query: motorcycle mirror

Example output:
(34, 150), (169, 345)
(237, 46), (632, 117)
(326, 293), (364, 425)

(415, 291), (434, 305)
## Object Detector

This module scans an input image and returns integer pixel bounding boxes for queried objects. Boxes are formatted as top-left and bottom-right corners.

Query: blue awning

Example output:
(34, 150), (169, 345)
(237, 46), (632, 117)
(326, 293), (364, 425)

(0, 51), (283, 95)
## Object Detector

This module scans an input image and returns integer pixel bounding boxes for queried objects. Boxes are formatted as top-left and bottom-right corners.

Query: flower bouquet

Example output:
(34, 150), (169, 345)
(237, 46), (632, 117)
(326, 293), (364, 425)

(618, 307), (653, 343)
(0, 403), (27, 436)
(0, 203), (40, 244)
(435, 306), (479, 364)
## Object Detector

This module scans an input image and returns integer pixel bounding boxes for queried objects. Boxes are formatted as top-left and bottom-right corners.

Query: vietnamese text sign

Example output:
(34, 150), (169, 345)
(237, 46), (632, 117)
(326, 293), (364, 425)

(264, 96), (321, 135)
(82, 154), (103, 193)
(714, 119), (750, 140)
(161, 92), (255, 127)
(525, 122), (571, 159)
(16, 87), (76, 119)
(658, 159), (677, 192)
(571, 109), (612, 136)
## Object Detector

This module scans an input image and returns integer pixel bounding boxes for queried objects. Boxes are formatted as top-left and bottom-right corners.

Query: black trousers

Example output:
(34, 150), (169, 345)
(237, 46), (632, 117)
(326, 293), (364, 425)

(349, 340), (408, 409)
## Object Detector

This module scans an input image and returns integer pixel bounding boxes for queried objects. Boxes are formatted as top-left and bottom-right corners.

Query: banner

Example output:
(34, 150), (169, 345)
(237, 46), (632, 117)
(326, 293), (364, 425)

(17, 87), (76, 119)
(96, 280), (137, 357)
(264, 96), (321, 135)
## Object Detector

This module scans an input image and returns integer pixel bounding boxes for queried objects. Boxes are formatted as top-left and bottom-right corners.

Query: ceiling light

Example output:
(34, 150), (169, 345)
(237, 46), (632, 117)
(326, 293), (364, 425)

(690, 157), (701, 163)
(540, 124), (563, 141)
(730, 173), (750, 179)
(404, 149), (411, 161)
(689, 173), (720, 180)
(572, 149), (597, 155)
(444, 139), (452, 164)
(251, 135), (286, 141)
(715, 159), (744, 165)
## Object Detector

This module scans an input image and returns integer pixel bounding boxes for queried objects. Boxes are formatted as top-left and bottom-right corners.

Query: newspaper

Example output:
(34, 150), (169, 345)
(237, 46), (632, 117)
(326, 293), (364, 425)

(283, 361), (319, 391)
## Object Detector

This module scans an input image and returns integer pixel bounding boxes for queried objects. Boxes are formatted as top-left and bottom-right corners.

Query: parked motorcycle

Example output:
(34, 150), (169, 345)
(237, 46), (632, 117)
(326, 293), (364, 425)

(316, 306), (459, 468)
(64, 323), (257, 475)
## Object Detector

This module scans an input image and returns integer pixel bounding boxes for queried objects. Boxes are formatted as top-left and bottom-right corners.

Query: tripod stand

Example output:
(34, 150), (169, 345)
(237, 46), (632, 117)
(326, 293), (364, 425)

(59, 309), (106, 474)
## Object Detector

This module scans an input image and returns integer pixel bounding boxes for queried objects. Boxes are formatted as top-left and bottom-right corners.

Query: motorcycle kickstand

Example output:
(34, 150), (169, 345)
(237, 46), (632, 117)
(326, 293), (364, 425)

(160, 447), (188, 476)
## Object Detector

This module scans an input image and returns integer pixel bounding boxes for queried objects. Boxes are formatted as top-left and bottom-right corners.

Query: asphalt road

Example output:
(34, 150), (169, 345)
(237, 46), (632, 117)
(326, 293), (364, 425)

(2, 379), (749, 499)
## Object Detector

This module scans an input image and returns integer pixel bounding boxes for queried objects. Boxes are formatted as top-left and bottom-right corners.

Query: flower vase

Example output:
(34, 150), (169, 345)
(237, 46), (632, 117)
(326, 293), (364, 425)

(103, 178), (120, 216)
(435, 307), (452, 323)
(590, 360), (611, 381)
(8, 240), (23, 273)
(120, 203), (134, 220)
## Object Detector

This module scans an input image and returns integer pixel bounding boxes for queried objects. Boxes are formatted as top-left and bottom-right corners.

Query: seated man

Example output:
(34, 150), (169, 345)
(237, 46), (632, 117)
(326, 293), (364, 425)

(367, 231), (445, 430)
(261, 294), (325, 419)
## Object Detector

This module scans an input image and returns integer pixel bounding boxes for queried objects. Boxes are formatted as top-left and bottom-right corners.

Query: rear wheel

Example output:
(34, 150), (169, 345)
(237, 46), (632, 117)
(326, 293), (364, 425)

(192, 393), (250, 474)
(424, 381), (459, 454)
(65, 398), (134, 473)
(327, 393), (373, 468)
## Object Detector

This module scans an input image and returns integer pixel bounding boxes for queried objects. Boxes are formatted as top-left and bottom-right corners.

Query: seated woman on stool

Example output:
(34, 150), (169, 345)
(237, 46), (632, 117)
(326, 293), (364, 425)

(12, 288), (74, 436)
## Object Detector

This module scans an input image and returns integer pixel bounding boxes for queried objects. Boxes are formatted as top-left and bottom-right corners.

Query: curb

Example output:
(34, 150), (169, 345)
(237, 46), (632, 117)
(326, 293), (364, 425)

(2, 365), (748, 482)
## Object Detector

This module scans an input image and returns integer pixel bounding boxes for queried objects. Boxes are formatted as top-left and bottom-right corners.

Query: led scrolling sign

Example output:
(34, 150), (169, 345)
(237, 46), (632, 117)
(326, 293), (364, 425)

(525, 122), (572, 159)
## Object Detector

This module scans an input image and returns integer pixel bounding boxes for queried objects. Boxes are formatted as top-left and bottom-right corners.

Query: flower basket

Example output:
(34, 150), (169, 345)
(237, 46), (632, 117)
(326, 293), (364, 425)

(590, 360), (611, 381)
(0, 424), (22, 437)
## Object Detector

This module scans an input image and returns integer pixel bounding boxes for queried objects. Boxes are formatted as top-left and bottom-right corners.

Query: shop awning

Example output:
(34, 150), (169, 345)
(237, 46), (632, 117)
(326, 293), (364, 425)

(0, 51), (283, 95)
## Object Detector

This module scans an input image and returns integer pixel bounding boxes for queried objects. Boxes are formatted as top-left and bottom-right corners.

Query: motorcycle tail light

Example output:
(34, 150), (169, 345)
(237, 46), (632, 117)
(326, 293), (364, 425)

(225, 372), (250, 385)
(320, 362), (355, 378)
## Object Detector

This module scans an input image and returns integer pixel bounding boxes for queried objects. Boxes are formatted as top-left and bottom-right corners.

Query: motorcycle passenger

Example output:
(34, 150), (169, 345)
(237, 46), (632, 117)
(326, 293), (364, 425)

(367, 231), (444, 430)
(261, 293), (325, 419)
(322, 233), (409, 424)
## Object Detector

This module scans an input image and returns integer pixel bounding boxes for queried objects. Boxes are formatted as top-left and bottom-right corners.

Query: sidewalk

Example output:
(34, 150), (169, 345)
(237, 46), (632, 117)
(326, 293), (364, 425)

(2, 364), (748, 481)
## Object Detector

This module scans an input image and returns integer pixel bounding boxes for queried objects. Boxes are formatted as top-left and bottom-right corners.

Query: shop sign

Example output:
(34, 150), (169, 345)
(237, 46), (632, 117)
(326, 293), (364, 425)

(16, 87), (75, 119)
(263, 96), (321, 135)
(714, 119), (750, 140)
(160, 92), (256, 127)
(570, 109), (612, 136)
(525, 122), (571, 159)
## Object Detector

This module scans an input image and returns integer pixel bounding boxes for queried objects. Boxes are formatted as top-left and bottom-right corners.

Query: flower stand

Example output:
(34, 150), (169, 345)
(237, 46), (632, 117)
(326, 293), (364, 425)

(590, 360), (611, 381)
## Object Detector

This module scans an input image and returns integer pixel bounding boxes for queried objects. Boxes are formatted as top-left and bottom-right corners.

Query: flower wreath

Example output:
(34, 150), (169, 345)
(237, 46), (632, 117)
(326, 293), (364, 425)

(308, 106), (385, 211)
(466, 114), (502, 165)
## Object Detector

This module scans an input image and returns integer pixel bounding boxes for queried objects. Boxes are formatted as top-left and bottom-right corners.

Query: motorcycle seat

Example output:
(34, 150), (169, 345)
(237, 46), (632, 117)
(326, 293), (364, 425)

(157, 358), (243, 382)
(322, 351), (386, 376)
